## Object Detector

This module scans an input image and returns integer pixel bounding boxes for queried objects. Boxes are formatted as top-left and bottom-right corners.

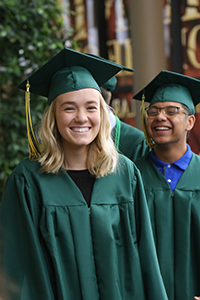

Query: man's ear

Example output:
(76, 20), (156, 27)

(186, 114), (196, 131)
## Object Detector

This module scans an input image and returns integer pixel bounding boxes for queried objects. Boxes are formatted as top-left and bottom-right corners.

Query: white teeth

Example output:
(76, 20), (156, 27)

(155, 127), (169, 130)
(72, 127), (89, 132)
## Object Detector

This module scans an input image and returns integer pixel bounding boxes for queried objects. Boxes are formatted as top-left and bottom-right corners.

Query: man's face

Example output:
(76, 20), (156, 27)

(145, 101), (195, 149)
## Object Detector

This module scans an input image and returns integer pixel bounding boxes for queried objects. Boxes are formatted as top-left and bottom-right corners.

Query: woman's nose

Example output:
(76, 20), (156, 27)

(74, 109), (87, 122)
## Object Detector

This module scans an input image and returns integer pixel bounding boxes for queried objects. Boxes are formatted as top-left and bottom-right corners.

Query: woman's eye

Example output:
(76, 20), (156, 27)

(64, 107), (74, 111)
(87, 106), (97, 110)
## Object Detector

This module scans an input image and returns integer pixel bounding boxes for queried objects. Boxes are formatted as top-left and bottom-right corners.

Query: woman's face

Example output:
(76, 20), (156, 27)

(55, 88), (101, 151)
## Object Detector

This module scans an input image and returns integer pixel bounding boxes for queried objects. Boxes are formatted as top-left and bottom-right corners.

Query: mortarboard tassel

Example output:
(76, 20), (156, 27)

(141, 93), (154, 149)
(25, 81), (41, 159)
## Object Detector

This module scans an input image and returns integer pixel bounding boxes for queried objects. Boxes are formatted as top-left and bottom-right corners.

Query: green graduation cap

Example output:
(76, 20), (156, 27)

(101, 76), (117, 91)
(133, 70), (200, 149)
(134, 70), (200, 115)
(18, 47), (133, 105)
(18, 47), (134, 159)
(87, 53), (135, 92)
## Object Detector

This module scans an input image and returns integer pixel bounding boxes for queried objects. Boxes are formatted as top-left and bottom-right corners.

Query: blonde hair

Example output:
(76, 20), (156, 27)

(37, 93), (118, 177)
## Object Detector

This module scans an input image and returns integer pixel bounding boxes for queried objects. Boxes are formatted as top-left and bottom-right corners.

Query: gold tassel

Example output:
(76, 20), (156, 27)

(25, 81), (40, 159)
(141, 93), (154, 149)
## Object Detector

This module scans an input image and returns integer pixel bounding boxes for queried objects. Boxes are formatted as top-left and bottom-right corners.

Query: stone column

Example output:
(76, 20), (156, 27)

(129, 0), (167, 129)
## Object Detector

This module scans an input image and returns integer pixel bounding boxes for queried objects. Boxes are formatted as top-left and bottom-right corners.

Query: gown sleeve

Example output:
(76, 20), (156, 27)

(0, 172), (55, 300)
(116, 121), (149, 162)
(133, 167), (168, 300)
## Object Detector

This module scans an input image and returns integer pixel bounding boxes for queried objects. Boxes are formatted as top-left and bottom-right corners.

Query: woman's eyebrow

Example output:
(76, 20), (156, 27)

(60, 101), (76, 107)
(86, 100), (99, 105)
(61, 100), (99, 106)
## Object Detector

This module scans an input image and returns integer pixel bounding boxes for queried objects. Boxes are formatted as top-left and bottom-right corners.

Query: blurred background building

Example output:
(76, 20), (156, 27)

(60, 0), (200, 154)
(1, 0), (200, 198)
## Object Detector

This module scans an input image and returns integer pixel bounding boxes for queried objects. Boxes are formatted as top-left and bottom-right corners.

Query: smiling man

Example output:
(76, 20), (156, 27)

(134, 70), (200, 300)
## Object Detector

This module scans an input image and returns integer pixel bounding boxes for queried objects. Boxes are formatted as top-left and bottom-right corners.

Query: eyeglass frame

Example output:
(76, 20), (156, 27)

(145, 105), (190, 118)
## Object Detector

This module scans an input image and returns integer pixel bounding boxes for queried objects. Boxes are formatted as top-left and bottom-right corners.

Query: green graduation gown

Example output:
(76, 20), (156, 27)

(136, 152), (200, 300)
(111, 120), (149, 162)
(0, 155), (168, 300)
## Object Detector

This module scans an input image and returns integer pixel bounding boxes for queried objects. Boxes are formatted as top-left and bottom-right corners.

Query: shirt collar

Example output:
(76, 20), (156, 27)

(173, 144), (192, 170)
(150, 144), (193, 171)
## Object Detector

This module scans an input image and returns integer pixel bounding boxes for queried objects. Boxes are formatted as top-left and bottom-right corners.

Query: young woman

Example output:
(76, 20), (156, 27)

(0, 48), (168, 300)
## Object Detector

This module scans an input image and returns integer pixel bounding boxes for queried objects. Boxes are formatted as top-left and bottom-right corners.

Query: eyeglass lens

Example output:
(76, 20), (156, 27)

(146, 106), (180, 117)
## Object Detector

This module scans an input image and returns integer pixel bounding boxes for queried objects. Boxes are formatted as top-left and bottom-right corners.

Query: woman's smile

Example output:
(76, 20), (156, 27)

(70, 126), (91, 133)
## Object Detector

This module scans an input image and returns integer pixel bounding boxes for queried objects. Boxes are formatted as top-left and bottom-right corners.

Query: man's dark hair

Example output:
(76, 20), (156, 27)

(181, 103), (192, 116)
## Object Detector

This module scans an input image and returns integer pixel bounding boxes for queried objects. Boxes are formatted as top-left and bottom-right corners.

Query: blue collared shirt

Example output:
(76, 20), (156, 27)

(150, 144), (193, 191)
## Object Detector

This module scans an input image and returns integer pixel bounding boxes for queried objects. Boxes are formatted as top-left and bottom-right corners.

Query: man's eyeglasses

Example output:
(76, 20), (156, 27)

(145, 105), (189, 118)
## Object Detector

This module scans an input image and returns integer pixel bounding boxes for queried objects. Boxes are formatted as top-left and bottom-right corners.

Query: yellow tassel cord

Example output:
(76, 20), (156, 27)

(25, 81), (41, 159)
(141, 94), (154, 149)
